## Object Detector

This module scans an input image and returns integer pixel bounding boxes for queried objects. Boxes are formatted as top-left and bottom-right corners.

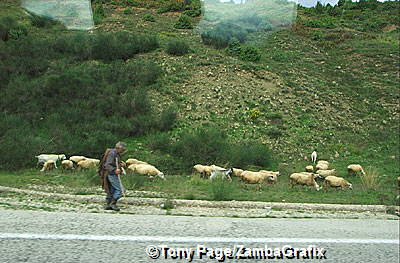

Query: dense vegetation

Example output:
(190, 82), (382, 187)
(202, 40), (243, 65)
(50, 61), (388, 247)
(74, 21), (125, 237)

(0, 0), (398, 205)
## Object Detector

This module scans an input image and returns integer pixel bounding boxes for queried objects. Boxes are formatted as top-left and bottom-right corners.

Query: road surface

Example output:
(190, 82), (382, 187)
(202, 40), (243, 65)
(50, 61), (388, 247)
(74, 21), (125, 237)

(0, 209), (398, 262)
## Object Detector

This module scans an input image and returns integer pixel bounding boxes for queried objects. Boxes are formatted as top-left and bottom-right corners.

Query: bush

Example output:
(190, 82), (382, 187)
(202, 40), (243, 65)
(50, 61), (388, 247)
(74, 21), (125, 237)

(146, 133), (171, 152)
(147, 126), (274, 172)
(158, 105), (178, 131)
(0, 17), (28, 41)
(201, 22), (247, 49)
(361, 167), (381, 189)
(209, 178), (234, 201)
(166, 39), (190, 56)
(93, 5), (106, 24)
(143, 13), (155, 22)
(124, 8), (133, 15)
(174, 15), (193, 29)
(28, 12), (58, 28)
(239, 45), (261, 62)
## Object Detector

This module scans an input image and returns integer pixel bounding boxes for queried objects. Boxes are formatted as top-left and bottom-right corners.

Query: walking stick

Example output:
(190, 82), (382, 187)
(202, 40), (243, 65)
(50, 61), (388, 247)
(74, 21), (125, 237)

(116, 157), (126, 197)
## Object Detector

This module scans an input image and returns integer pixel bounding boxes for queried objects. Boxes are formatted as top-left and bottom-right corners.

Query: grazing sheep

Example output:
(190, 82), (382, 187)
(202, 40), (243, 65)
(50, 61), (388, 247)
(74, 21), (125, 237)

(125, 158), (148, 166)
(77, 159), (99, 169)
(324, 176), (352, 189)
(61, 160), (74, 170)
(193, 164), (225, 178)
(311, 151), (317, 163)
(69, 156), (87, 164)
(289, 172), (320, 190)
(232, 168), (244, 177)
(305, 165), (314, 172)
(210, 168), (233, 182)
(347, 164), (366, 176)
(40, 160), (56, 172)
(131, 164), (165, 180)
(316, 169), (336, 178)
(193, 164), (212, 178)
(36, 154), (66, 168)
(120, 161), (127, 168)
(316, 160), (329, 171)
(241, 171), (276, 184)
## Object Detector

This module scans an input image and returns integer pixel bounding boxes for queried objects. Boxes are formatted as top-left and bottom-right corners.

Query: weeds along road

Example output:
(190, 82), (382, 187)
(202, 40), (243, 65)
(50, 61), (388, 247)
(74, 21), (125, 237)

(0, 209), (398, 263)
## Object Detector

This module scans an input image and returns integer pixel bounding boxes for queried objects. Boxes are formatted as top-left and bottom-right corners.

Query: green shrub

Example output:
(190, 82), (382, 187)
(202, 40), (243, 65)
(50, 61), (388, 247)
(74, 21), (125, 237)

(93, 5), (106, 24)
(147, 126), (274, 172)
(124, 8), (133, 15)
(227, 37), (241, 55)
(146, 133), (171, 152)
(143, 13), (155, 22)
(226, 141), (273, 168)
(174, 15), (193, 29)
(166, 39), (190, 56)
(265, 127), (283, 139)
(28, 12), (57, 28)
(209, 178), (234, 201)
(158, 105), (178, 131)
(201, 22), (247, 49)
(239, 45), (261, 62)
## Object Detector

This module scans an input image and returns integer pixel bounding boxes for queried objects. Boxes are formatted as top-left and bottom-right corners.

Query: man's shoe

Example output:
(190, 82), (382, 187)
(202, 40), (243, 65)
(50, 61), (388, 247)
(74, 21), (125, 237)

(105, 199), (112, 210)
(110, 199), (120, 211)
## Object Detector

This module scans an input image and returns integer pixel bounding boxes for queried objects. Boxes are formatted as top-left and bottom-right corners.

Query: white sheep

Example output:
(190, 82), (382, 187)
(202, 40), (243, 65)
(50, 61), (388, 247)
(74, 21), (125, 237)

(289, 172), (320, 190)
(132, 164), (165, 180)
(210, 168), (233, 182)
(324, 176), (352, 189)
(125, 158), (148, 166)
(311, 151), (317, 163)
(69, 156), (87, 164)
(40, 160), (56, 172)
(193, 164), (224, 178)
(316, 169), (336, 178)
(305, 165), (314, 172)
(241, 171), (276, 184)
(232, 168), (244, 177)
(77, 159), (99, 169)
(36, 154), (66, 168)
(316, 160), (329, 171)
(61, 160), (74, 170)
(347, 164), (365, 176)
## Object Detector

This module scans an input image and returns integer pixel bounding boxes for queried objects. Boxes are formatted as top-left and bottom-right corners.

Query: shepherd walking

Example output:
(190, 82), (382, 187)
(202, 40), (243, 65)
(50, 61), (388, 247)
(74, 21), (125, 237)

(98, 142), (127, 211)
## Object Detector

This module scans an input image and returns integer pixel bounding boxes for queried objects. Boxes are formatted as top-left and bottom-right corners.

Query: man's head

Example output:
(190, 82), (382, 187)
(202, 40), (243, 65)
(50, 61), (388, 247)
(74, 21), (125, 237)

(115, 141), (127, 153)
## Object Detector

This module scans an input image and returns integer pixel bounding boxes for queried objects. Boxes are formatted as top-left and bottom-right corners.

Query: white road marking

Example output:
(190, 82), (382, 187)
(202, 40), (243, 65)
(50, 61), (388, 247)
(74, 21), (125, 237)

(0, 233), (398, 244)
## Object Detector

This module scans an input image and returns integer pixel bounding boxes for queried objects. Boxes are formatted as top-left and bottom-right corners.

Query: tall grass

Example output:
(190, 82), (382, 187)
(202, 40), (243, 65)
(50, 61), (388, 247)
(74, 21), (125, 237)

(360, 167), (381, 190)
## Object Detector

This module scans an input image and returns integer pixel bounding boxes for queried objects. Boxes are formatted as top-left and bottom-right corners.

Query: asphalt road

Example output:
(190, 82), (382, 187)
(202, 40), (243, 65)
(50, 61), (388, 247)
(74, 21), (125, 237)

(0, 209), (398, 263)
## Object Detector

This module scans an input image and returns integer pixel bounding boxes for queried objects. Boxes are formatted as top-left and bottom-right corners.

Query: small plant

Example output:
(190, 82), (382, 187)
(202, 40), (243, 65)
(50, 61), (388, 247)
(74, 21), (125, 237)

(174, 15), (193, 29)
(249, 108), (262, 119)
(166, 39), (190, 56)
(265, 127), (283, 139)
(124, 8), (133, 15)
(209, 178), (233, 201)
(143, 13), (155, 22)
(360, 167), (380, 189)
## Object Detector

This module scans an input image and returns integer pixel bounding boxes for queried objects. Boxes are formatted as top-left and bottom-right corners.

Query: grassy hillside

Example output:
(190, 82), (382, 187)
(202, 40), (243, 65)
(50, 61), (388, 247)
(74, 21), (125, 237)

(0, 0), (399, 205)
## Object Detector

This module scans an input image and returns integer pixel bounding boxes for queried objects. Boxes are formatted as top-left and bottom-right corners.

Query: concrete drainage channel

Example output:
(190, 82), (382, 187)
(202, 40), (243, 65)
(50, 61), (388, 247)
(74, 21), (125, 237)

(0, 186), (399, 219)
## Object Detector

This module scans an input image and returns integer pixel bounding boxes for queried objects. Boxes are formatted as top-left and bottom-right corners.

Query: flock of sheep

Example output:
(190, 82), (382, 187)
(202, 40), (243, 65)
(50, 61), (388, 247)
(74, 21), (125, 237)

(35, 154), (165, 179)
(192, 161), (366, 191)
(35, 153), (395, 192)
